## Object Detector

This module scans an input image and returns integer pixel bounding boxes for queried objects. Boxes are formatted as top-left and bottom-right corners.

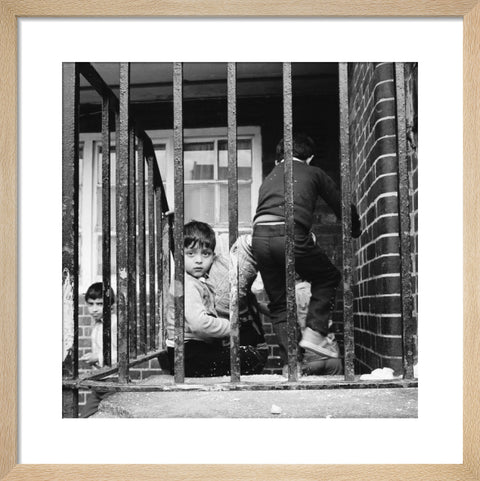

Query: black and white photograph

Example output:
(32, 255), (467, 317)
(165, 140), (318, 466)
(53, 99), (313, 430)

(62, 61), (419, 419)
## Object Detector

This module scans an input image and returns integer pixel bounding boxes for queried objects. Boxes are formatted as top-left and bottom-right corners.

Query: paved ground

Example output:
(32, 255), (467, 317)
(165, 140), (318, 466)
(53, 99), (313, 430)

(93, 374), (417, 418)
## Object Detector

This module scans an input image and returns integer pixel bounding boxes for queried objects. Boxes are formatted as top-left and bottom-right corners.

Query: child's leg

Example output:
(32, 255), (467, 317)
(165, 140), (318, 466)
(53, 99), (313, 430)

(295, 234), (341, 336)
(168, 341), (265, 377)
(168, 341), (230, 377)
(302, 357), (343, 376)
(239, 292), (266, 345)
(252, 227), (301, 365)
(251, 253), (289, 363)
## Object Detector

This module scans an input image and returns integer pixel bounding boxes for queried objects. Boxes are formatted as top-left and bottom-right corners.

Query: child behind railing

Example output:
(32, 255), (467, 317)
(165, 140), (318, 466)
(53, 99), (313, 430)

(164, 221), (266, 377)
(80, 282), (117, 417)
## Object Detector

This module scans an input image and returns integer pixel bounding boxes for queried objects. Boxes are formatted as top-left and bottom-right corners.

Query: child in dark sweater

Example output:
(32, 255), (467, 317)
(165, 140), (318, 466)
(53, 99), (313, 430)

(251, 133), (361, 367)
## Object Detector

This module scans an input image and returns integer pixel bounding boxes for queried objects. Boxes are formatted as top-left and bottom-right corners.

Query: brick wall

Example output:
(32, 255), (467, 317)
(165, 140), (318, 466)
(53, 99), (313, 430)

(260, 312), (283, 374)
(349, 63), (404, 373)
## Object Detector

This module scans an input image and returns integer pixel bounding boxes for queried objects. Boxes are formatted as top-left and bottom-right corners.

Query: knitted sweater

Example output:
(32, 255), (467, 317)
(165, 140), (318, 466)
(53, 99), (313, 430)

(254, 160), (342, 232)
(166, 273), (230, 346)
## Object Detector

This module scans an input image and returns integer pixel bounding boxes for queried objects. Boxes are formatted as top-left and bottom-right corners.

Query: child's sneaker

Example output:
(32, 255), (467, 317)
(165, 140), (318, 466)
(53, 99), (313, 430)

(299, 327), (339, 358)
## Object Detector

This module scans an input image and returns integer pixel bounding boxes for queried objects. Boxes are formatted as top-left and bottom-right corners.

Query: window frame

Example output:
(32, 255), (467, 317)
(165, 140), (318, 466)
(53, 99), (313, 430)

(78, 126), (262, 291)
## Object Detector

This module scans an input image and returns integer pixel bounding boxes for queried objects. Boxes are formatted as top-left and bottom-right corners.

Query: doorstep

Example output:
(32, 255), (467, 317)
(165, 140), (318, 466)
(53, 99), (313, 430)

(92, 374), (418, 418)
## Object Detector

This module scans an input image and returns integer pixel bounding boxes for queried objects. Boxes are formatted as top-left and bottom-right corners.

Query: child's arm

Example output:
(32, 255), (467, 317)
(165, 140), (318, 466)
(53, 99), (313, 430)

(316, 169), (342, 219)
(351, 204), (362, 238)
(80, 352), (99, 364)
(185, 281), (230, 339)
(315, 169), (362, 237)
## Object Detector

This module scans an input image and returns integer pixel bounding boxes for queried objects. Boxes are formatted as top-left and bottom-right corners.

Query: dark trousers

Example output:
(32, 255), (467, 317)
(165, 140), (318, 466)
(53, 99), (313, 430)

(302, 357), (343, 376)
(252, 223), (341, 364)
(167, 340), (266, 377)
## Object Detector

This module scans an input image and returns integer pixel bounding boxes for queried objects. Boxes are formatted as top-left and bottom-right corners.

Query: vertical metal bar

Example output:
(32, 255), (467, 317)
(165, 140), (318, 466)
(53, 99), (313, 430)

(101, 95), (112, 366)
(227, 62), (240, 382)
(339, 63), (355, 381)
(162, 214), (172, 351)
(155, 188), (164, 349)
(173, 62), (185, 382)
(137, 138), (147, 355)
(116, 62), (130, 383)
(62, 62), (79, 417)
(115, 111), (121, 368)
(128, 126), (137, 359)
(395, 63), (415, 380)
(148, 153), (156, 351)
(283, 62), (298, 381)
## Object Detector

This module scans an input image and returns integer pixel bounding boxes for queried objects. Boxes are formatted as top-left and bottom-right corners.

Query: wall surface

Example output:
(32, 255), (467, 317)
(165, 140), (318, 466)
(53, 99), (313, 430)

(348, 63), (404, 373)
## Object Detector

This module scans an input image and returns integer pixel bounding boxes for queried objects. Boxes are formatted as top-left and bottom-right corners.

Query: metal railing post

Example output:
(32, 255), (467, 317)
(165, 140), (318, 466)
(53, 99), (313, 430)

(101, 95), (113, 366)
(117, 62), (131, 383)
(62, 62), (80, 417)
(227, 62), (241, 381)
(147, 149), (157, 351)
(138, 137), (148, 355)
(155, 188), (164, 349)
(395, 63), (415, 380)
(339, 62), (355, 381)
(128, 127), (138, 359)
(283, 62), (298, 381)
(173, 62), (185, 383)
(162, 214), (173, 350)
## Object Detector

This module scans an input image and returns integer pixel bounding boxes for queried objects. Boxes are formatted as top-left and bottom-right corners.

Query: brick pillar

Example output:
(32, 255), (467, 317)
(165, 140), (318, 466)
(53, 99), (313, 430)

(349, 63), (403, 373)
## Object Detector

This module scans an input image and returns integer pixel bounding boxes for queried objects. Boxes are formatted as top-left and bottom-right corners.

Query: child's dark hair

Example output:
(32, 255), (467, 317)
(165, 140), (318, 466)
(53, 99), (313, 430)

(276, 132), (316, 161)
(85, 282), (115, 305)
(184, 220), (216, 251)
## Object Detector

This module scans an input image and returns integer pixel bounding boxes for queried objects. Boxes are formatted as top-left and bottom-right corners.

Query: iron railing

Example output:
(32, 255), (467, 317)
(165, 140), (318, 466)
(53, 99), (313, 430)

(62, 62), (417, 418)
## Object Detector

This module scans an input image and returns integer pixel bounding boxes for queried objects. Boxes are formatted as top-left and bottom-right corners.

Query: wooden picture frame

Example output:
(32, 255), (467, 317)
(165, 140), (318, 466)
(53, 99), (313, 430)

(1, 1), (478, 479)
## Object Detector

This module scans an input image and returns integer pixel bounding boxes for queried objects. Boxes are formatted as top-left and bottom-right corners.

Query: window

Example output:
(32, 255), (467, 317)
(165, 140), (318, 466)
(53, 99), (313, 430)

(78, 127), (261, 291)
(93, 143), (165, 280)
(183, 138), (253, 226)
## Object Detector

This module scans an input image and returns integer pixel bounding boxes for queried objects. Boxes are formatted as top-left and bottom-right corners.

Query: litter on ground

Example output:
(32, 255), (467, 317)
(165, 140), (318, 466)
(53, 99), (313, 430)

(270, 404), (282, 414)
(359, 367), (401, 380)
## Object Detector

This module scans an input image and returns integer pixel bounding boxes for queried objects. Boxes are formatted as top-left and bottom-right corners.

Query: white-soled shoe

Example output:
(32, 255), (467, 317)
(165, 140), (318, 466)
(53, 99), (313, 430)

(299, 327), (339, 358)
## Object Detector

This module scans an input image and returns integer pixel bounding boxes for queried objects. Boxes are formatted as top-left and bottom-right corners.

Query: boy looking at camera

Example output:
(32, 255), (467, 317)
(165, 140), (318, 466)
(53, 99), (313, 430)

(165, 220), (265, 377)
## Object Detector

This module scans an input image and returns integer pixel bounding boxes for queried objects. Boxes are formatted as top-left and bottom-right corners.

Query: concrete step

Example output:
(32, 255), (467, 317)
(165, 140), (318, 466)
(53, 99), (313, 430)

(92, 374), (418, 418)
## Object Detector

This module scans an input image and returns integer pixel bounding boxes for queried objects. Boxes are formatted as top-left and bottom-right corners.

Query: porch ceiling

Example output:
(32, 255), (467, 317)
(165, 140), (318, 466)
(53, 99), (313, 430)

(79, 62), (338, 104)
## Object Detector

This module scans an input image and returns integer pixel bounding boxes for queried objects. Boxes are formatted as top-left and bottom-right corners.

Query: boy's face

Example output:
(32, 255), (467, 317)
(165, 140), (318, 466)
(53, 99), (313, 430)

(86, 297), (103, 321)
(184, 244), (214, 278)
